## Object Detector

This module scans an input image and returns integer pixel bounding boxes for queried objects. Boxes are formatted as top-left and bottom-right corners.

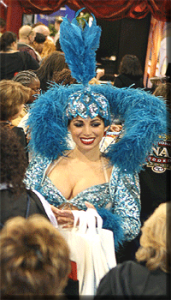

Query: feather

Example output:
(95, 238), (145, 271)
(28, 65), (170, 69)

(60, 9), (101, 85)
(89, 84), (168, 173)
(27, 84), (81, 159)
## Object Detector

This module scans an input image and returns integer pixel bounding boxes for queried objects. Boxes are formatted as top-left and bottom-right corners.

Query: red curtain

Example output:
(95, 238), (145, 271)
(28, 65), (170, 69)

(16, 0), (171, 22)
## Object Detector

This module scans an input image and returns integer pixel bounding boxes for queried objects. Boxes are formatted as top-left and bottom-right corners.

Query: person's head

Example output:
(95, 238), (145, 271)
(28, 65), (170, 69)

(0, 125), (27, 194)
(18, 25), (36, 44)
(64, 86), (111, 129)
(32, 32), (46, 54)
(13, 71), (41, 103)
(153, 82), (171, 102)
(0, 80), (31, 121)
(36, 51), (69, 91)
(55, 16), (63, 32)
(136, 202), (170, 273)
(0, 214), (71, 296)
(68, 116), (106, 151)
(32, 24), (50, 38)
(118, 54), (143, 77)
(0, 31), (17, 51)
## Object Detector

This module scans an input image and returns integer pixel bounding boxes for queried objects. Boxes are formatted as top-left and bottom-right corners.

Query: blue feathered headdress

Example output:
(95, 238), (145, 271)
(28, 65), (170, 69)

(27, 10), (168, 174)
(60, 8), (101, 85)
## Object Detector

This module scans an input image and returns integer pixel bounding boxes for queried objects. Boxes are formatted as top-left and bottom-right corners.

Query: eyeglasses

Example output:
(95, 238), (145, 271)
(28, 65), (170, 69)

(32, 88), (41, 93)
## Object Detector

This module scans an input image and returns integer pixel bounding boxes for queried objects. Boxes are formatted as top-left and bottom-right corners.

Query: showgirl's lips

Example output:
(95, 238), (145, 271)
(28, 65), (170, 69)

(80, 138), (95, 145)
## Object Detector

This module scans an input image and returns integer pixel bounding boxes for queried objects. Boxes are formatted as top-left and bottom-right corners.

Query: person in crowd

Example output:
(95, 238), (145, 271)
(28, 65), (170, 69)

(32, 24), (51, 38)
(0, 125), (57, 226)
(40, 37), (57, 60)
(18, 25), (40, 62)
(114, 54), (144, 88)
(0, 31), (39, 80)
(0, 17), (6, 37)
(0, 80), (31, 161)
(153, 81), (171, 103)
(95, 202), (170, 297)
(35, 50), (69, 91)
(32, 24), (54, 45)
(24, 12), (166, 254)
(12, 70), (41, 129)
(31, 32), (46, 57)
(139, 82), (171, 223)
(54, 16), (63, 49)
(0, 214), (70, 296)
(0, 125), (79, 297)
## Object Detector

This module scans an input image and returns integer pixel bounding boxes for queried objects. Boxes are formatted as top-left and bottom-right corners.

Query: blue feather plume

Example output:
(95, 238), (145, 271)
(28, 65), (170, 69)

(89, 84), (168, 173)
(59, 9), (101, 85)
(27, 84), (81, 159)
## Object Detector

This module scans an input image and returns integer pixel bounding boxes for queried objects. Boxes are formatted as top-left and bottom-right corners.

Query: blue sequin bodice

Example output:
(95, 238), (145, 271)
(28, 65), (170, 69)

(40, 175), (111, 210)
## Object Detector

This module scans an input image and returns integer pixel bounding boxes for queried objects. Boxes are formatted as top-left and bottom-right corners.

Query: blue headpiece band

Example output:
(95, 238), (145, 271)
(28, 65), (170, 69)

(64, 86), (111, 126)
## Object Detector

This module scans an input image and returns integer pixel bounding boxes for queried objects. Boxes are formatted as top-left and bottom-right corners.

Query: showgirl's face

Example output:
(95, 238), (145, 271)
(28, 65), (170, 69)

(68, 116), (105, 151)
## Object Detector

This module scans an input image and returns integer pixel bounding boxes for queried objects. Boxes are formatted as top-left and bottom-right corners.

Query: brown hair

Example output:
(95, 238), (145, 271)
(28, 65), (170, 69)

(153, 82), (171, 102)
(0, 125), (27, 194)
(0, 31), (17, 51)
(0, 215), (71, 296)
(118, 54), (143, 77)
(52, 68), (77, 85)
(0, 80), (31, 120)
(136, 202), (170, 273)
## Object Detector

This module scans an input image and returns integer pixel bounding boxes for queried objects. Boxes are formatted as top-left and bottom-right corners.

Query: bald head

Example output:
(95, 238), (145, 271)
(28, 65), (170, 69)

(18, 25), (36, 44)
(33, 25), (50, 37)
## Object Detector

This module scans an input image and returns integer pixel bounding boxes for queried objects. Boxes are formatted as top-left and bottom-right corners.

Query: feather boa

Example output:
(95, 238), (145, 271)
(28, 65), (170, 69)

(27, 83), (167, 174)
(59, 9), (101, 85)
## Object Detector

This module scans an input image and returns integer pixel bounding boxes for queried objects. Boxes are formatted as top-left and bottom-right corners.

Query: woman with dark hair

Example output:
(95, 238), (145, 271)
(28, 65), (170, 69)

(114, 54), (144, 88)
(0, 125), (57, 227)
(12, 70), (41, 130)
(0, 31), (39, 80)
(35, 50), (69, 91)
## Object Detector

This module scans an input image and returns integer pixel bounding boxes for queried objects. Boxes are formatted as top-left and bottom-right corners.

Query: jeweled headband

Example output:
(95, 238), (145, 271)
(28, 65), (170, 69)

(63, 86), (111, 126)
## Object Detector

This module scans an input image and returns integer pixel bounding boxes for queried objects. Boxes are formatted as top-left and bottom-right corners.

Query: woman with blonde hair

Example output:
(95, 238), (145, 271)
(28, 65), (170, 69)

(96, 202), (170, 297)
(0, 79), (31, 161)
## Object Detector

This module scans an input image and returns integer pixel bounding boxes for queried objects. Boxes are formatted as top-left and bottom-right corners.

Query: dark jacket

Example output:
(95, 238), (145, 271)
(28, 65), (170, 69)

(95, 261), (169, 298)
(0, 51), (39, 80)
(0, 188), (49, 227)
(114, 73), (144, 88)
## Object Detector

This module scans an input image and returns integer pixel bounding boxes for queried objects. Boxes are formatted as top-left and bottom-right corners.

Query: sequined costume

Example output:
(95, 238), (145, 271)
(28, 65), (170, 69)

(24, 154), (140, 249)
(24, 11), (167, 251)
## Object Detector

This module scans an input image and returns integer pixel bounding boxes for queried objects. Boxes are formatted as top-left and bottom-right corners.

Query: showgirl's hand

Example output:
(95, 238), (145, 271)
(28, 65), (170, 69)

(85, 201), (96, 210)
(50, 205), (75, 228)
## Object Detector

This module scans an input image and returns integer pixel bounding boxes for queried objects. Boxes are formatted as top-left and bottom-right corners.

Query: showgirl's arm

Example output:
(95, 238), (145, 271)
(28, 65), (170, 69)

(24, 155), (50, 191)
(97, 167), (141, 250)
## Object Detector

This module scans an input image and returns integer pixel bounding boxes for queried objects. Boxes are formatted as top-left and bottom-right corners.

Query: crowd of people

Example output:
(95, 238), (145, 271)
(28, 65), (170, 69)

(0, 11), (170, 299)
